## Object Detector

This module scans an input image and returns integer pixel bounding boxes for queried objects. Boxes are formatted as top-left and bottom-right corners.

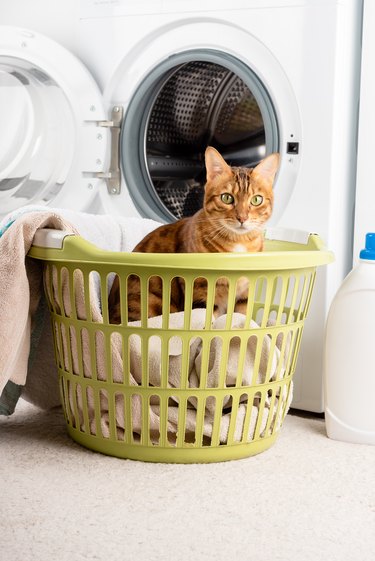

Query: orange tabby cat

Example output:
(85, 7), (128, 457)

(108, 146), (279, 324)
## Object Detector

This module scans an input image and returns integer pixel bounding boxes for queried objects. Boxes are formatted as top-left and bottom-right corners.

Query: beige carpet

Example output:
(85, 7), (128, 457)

(1, 399), (374, 561)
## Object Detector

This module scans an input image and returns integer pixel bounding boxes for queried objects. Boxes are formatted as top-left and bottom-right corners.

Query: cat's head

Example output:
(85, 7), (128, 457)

(203, 146), (279, 235)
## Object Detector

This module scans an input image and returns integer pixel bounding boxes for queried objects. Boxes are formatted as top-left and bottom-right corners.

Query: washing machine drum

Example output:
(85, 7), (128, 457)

(124, 58), (277, 222)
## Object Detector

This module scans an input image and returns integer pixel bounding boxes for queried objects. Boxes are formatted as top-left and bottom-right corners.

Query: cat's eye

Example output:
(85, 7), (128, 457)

(250, 194), (263, 206)
(221, 193), (234, 204)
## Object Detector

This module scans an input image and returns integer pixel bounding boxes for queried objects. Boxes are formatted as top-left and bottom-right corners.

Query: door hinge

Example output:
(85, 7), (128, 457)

(92, 106), (123, 195)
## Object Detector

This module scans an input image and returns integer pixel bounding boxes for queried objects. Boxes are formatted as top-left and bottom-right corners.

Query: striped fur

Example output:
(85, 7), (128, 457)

(109, 147), (279, 323)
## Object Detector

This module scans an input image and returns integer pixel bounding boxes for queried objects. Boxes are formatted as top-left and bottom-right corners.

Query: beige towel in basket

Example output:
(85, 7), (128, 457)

(120, 312), (291, 444)
(55, 281), (292, 445)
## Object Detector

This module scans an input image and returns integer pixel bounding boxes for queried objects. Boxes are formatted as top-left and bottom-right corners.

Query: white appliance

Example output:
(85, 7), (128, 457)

(353, 0), (375, 263)
(0, 0), (363, 412)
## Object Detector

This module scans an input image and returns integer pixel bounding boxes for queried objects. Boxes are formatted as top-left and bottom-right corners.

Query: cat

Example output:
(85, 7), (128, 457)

(108, 146), (280, 324)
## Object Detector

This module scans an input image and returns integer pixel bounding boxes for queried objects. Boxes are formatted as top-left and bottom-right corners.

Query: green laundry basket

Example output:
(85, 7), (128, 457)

(28, 227), (333, 463)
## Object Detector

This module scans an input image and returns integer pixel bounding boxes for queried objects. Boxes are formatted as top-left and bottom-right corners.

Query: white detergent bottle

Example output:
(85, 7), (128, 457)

(324, 232), (375, 444)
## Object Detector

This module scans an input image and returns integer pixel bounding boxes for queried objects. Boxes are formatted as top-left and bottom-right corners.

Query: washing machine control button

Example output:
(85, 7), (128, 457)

(286, 142), (299, 155)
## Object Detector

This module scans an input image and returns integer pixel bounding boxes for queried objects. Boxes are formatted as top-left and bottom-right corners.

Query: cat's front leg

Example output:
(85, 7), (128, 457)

(212, 277), (229, 318)
(213, 276), (250, 318)
(108, 275), (121, 324)
(234, 276), (250, 316)
(234, 298), (249, 316)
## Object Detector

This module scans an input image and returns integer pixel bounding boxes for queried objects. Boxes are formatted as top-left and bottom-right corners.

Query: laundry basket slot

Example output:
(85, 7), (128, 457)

(28, 227), (333, 462)
(44, 262), (316, 329)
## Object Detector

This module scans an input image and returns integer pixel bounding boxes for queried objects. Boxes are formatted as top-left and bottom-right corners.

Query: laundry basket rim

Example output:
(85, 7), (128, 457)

(28, 228), (334, 271)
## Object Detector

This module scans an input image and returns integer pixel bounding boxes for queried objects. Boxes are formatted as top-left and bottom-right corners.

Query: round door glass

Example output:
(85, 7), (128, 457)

(122, 50), (279, 222)
(0, 57), (75, 214)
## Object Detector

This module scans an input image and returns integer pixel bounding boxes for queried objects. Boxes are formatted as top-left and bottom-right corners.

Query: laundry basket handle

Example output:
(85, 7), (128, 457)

(31, 228), (74, 249)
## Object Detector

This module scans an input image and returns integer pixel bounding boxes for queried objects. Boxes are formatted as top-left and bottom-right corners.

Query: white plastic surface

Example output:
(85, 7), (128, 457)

(0, 26), (108, 219)
(324, 259), (375, 444)
(32, 228), (73, 249)
(265, 227), (311, 245)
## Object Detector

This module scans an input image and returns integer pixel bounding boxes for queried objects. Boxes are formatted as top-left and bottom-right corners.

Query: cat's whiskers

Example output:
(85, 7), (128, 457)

(194, 213), (265, 242)
(192, 215), (225, 226)
(193, 215), (234, 241)
(207, 224), (230, 244)
(221, 219), (262, 236)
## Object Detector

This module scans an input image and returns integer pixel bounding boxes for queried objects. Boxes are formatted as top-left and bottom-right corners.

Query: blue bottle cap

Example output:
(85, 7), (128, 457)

(360, 233), (375, 260)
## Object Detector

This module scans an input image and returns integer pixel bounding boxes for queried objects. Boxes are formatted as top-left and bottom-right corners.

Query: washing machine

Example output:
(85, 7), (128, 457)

(0, 0), (363, 412)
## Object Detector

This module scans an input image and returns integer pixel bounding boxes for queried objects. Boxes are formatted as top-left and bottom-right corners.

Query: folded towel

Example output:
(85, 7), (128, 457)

(0, 206), (161, 413)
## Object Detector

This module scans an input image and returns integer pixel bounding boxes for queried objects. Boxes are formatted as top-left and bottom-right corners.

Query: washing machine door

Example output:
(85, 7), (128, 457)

(0, 26), (111, 219)
(102, 17), (301, 224)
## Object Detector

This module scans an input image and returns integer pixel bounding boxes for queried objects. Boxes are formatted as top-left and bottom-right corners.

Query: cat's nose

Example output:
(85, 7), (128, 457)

(236, 215), (247, 225)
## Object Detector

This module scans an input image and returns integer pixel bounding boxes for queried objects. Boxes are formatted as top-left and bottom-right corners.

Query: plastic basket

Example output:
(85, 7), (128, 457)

(28, 227), (333, 463)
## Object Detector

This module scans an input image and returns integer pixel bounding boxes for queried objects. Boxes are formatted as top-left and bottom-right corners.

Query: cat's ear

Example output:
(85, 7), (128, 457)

(205, 147), (231, 182)
(253, 153), (280, 183)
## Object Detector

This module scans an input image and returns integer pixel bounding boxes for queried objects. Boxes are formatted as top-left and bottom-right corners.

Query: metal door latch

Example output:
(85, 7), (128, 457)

(92, 106), (123, 195)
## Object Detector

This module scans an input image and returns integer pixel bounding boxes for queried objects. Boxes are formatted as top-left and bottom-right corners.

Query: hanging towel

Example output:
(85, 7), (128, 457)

(0, 206), (161, 413)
